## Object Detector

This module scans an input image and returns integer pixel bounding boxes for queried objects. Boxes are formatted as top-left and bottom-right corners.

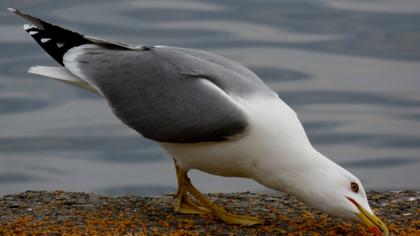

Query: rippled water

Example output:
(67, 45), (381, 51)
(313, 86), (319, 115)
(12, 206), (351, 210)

(1, 0), (420, 196)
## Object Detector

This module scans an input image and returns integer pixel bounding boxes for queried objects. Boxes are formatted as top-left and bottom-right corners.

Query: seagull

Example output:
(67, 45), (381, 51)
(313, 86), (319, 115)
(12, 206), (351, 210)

(8, 8), (388, 235)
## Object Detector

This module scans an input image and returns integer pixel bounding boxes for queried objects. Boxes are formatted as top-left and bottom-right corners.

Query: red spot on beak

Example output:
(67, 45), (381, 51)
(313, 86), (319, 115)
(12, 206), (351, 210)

(369, 226), (381, 236)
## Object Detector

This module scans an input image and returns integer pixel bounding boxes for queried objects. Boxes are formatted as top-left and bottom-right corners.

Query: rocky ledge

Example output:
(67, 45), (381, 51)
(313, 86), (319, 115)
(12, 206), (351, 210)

(0, 190), (418, 235)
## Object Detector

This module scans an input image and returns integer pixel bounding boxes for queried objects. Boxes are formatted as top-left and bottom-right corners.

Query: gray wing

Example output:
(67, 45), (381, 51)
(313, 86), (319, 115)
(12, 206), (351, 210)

(63, 45), (276, 143)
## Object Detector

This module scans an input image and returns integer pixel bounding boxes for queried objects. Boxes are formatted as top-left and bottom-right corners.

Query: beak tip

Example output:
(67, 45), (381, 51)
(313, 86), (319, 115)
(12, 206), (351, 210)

(347, 197), (389, 236)
(368, 224), (389, 236)
(368, 226), (381, 236)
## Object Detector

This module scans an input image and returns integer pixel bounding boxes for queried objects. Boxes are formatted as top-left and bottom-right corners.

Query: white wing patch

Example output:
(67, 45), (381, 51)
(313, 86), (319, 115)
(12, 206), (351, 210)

(40, 38), (51, 43)
(23, 24), (34, 30)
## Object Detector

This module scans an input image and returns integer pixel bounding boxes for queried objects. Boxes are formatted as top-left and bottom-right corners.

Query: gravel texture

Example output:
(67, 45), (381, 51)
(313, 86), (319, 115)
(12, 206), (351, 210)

(0, 190), (418, 235)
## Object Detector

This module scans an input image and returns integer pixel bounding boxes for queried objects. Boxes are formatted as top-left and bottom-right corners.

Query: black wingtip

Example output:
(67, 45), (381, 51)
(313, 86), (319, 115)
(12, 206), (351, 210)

(9, 8), (131, 66)
(8, 8), (91, 65)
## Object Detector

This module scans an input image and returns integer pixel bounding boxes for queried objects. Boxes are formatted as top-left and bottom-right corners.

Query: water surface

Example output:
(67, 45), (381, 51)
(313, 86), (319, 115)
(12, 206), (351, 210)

(1, 0), (419, 196)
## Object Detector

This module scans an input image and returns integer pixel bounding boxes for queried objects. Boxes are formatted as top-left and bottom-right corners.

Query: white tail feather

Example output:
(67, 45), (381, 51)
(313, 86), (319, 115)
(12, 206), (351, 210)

(28, 66), (102, 96)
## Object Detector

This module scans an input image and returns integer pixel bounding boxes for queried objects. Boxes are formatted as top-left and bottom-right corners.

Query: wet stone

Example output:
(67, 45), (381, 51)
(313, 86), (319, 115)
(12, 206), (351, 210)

(0, 190), (418, 235)
(9, 202), (20, 208)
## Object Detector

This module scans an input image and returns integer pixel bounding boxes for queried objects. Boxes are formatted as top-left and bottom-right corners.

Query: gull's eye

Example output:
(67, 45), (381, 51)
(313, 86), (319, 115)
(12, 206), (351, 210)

(351, 182), (359, 193)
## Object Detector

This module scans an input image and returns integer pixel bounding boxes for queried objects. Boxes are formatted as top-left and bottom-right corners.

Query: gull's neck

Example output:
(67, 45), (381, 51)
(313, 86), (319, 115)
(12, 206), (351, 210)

(241, 96), (342, 193)
(251, 146), (337, 193)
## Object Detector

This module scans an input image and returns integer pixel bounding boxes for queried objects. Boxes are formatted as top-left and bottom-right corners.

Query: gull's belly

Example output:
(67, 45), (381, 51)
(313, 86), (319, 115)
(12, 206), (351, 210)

(159, 96), (312, 179)
(160, 138), (259, 178)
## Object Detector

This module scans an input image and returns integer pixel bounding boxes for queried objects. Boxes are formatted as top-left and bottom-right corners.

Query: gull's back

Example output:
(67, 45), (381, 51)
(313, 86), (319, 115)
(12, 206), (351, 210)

(64, 45), (277, 143)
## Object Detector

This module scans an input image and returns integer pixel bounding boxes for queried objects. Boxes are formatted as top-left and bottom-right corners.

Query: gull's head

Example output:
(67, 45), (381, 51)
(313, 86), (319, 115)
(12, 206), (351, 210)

(287, 159), (389, 236)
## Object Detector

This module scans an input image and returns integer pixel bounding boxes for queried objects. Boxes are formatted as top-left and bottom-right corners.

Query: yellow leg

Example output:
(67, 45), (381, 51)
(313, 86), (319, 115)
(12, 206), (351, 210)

(174, 163), (211, 215)
(173, 159), (262, 226)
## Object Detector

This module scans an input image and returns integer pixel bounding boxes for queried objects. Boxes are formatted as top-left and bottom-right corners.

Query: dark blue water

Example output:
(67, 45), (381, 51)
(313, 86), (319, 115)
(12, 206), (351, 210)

(1, 0), (419, 196)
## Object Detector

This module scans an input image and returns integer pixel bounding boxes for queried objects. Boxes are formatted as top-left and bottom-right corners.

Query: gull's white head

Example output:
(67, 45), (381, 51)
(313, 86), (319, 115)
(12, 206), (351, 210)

(277, 154), (389, 236)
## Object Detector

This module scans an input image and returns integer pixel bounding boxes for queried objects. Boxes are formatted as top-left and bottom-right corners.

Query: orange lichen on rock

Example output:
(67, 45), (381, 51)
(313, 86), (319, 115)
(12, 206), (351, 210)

(0, 190), (418, 235)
